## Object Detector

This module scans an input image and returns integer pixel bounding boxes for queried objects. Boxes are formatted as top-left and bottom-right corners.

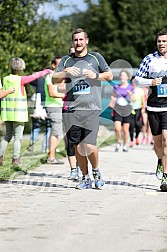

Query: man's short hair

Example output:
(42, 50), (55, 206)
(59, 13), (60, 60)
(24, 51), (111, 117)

(156, 29), (167, 39)
(72, 28), (88, 40)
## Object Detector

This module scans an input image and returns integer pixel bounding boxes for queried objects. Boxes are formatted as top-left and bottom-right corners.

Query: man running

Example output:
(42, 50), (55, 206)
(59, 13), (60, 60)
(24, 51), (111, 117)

(135, 29), (167, 191)
(52, 28), (113, 189)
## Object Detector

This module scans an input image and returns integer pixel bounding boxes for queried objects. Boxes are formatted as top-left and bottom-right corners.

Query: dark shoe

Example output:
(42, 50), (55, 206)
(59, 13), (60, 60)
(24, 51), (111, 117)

(12, 158), (20, 166)
(0, 156), (3, 166)
(160, 176), (167, 192)
(27, 145), (33, 152)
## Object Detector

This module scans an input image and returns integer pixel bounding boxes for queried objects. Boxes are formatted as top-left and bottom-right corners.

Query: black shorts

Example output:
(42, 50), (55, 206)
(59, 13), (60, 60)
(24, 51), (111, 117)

(147, 111), (167, 136)
(112, 110), (131, 124)
(62, 109), (75, 156)
(66, 110), (100, 146)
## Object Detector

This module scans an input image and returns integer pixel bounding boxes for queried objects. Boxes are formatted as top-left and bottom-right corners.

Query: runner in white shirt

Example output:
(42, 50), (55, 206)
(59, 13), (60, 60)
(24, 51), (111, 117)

(135, 29), (167, 191)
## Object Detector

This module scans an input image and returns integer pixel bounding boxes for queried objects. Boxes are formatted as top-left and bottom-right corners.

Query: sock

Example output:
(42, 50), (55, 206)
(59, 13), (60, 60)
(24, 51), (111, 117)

(92, 168), (100, 174)
(83, 174), (89, 180)
(158, 159), (162, 165)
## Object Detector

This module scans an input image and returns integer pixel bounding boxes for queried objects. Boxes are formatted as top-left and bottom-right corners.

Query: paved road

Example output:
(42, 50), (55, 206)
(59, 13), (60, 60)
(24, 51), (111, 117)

(0, 140), (167, 252)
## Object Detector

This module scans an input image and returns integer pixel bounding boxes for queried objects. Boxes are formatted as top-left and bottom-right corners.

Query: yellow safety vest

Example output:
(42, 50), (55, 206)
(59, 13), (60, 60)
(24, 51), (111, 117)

(1, 74), (28, 122)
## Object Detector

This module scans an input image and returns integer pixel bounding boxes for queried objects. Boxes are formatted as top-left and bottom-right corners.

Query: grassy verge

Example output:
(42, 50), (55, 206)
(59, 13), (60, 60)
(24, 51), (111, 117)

(0, 137), (66, 181)
(0, 128), (116, 181)
(98, 134), (116, 148)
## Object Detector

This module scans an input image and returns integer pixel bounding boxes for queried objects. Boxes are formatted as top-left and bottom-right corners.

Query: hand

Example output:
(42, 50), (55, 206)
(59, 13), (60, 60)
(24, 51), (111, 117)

(65, 67), (80, 76)
(8, 87), (15, 94)
(152, 77), (162, 86)
(83, 70), (96, 79)
(127, 90), (132, 96)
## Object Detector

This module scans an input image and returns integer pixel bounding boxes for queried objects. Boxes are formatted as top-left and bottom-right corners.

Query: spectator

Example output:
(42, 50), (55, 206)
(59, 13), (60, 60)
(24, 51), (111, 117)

(27, 77), (51, 153)
(0, 57), (51, 166)
(45, 56), (65, 164)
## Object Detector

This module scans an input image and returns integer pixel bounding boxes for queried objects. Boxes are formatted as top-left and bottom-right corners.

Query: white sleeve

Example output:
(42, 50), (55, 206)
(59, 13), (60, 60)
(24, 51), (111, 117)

(134, 76), (152, 87)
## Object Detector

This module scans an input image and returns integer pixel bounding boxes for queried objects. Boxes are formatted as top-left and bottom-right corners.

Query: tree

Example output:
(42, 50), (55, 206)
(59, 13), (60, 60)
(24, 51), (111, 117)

(70, 0), (167, 67)
(71, 0), (118, 65)
(0, 0), (72, 77)
(112, 0), (167, 66)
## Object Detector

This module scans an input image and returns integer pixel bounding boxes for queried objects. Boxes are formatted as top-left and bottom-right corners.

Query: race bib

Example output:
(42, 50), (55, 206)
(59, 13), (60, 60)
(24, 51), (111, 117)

(157, 84), (167, 97)
(72, 79), (90, 95)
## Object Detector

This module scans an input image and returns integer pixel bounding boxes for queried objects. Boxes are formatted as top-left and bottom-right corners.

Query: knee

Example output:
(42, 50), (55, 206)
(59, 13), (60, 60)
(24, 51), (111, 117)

(162, 138), (167, 148)
(77, 143), (96, 156)
(67, 145), (75, 156)
(115, 126), (121, 132)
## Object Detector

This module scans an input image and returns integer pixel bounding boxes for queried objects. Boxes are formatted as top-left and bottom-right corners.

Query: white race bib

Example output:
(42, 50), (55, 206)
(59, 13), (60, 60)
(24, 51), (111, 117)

(72, 79), (90, 95)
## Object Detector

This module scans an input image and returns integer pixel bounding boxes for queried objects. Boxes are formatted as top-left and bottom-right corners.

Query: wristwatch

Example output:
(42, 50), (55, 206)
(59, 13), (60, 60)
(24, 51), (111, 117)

(96, 72), (99, 79)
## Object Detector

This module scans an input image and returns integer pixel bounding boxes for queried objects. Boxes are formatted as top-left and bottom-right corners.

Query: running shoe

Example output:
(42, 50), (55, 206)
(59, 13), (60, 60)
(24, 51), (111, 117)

(75, 177), (92, 189)
(156, 162), (163, 180)
(68, 168), (79, 181)
(115, 143), (121, 152)
(160, 176), (167, 192)
(146, 138), (150, 144)
(141, 137), (146, 144)
(27, 145), (33, 152)
(93, 170), (105, 189)
(129, 141), (134, 148)
(123, 145), (128, 152)
(135, 138), (139, 145)
(47, 158), (64, 164)
(151, 139), (154, 145)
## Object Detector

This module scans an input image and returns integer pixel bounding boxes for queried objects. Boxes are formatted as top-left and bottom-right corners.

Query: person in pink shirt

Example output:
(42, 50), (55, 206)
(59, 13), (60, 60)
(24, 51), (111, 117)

(0, 57), (51, 166)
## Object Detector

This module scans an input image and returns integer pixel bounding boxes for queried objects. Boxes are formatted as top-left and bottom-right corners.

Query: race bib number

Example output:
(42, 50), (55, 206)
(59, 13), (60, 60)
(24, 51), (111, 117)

(157, 84), (167, 97)
(72, 79), (90, 95)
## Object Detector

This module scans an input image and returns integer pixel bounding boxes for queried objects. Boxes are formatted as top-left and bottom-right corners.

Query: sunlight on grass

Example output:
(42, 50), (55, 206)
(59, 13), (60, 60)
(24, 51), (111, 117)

(0, 136), (66, 181)
(0, 127), (115, 181)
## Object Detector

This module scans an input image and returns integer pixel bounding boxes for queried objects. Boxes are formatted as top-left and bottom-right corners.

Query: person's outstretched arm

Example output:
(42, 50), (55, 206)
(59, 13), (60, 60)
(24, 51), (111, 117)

(0, 87), (15, 98)
(21, 69), (51, 85)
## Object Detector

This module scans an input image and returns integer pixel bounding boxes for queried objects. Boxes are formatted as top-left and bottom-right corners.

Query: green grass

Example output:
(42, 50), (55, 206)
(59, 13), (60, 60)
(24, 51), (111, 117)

(0, 129), (116, 181)
(97, 134), (116, 148)
(0, 137), (66, 181)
